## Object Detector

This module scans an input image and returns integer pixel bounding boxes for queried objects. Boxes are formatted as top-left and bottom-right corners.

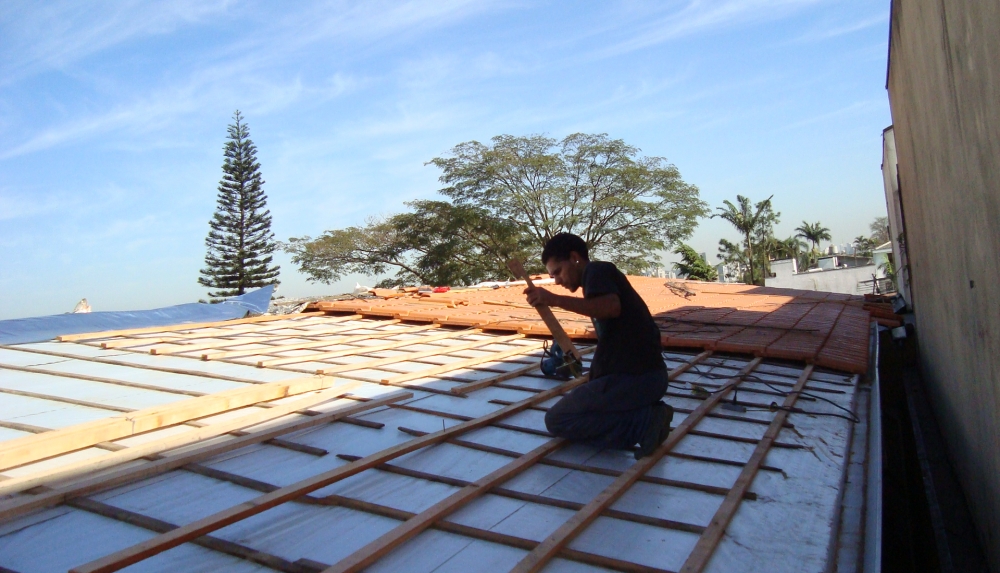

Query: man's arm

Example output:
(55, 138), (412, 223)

(524, 287), (621, 320)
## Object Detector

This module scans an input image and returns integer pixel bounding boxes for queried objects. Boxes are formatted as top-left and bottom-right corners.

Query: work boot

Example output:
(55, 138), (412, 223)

(634, 401), (674, 460)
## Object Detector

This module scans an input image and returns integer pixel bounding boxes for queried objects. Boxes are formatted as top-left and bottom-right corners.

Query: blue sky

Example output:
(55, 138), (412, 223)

(0, 0), (892, 320)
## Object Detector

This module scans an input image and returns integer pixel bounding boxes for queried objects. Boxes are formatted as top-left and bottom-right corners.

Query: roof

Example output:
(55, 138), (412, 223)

(310, 277), (874, 374)
(0, 296), (874, 573)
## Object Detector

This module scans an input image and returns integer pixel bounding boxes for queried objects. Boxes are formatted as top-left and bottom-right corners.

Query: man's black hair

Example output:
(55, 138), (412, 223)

(542, 233), (589, 264)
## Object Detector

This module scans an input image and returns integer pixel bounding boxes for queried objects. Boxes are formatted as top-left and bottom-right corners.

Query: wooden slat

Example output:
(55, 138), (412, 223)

(0, 386), (133, 413)
(98, 313), (365, 349)
(678, 364), (816, 573)
(0, 391), (411, 523)
(396, 425), (753, 500)
(0, 344), (275, 385)
(145, 320), (382, 355)
(315, 333), (525, 375)
(0, 362), (206, 397)
(56, 312), (329, 341)
(450, 345), (597, 395)
(507, 259), (583, 362)
(510, 356), (761, 573)
(380, 341), (544, 385)
(68, 498), (317, 573)
(68, 374), (590, 573)
(258, 327), (476, 368)
(0, 380), (367, 496)
(323, 438), (565, 573)
(332, 452), (706, 535)
(203, 323), (438, 360)
(0, 374), (346, 472)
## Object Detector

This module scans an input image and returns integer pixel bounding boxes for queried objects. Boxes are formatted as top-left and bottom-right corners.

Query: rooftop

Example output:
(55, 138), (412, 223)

(0, 278), (880, 573)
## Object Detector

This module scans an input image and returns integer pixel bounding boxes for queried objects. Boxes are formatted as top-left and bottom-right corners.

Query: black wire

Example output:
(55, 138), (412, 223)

(664, 362), (860, 423)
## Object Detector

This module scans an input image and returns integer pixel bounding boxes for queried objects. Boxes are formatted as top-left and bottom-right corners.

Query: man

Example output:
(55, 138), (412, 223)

(524, 232), (672, 459)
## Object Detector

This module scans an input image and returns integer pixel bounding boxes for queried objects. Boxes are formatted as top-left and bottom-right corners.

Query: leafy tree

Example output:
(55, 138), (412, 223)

(673, 243), (718, 281)
(853, 235), (875, 257)
(869, 215), (890, 245)
(428, 133), (707, 274)
(712, 195), (779, 285)
(284, 201), (535, 288)
(199, 111), (280, 298)
(794, 221), (832, 255)
(288, 133), (708, 286)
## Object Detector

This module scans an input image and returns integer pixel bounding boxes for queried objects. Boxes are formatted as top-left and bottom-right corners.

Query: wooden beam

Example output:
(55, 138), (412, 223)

(0, 344), (274, 385)
(202, 323), (438, 360)
(68, 374), (590, 573)
(259, 327), (477, 368)
(0, 374), (351, 473)
(56, 312), (328, 342)
(160, 458), (669, 573)
(0, 391), (411, 523)
(401, 426), (760, 500)
(449, 345), (597, 395)
(506, 259), (583, 363)
(68, 497), (318, 573)
(315, 333), (526, 375)
(98, 314), (365, 349)
(0, 381), (368, 496)
(510, 356), (761, 573)
(323, 438), (566, 573)
(0, 362), (206, 398)
(678, 365), (815, 573)
(333, 453), (705, 536)
(379, 341), (544, 385)
(145, 320), (381, 355)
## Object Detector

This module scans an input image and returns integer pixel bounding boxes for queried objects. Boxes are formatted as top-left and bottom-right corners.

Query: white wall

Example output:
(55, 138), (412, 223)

(766, 261), (882, 294)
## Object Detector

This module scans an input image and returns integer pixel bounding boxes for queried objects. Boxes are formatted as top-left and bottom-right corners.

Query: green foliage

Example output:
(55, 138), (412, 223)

(794, 220), (832, 257)
(712, 195), (780, 285)
(673, 243), (718, 281)
(428, 133), (707, 274)
(853, 235), (875, 257)
(198, 111), (280, 299)
(288, 133), (708, 285)
(869, 215), (890, 245)
(284, 200), (538, 288)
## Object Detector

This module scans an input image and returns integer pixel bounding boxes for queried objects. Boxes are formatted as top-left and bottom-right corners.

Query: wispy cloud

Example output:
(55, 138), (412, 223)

(778, 100), (883, 130)
(0, 0), (234, 82)
(592, 0), (819, 59)
(790, 14), (888, 43)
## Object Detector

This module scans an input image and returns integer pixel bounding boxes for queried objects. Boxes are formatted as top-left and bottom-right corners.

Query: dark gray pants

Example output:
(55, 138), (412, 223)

(544, 369), (668, 450)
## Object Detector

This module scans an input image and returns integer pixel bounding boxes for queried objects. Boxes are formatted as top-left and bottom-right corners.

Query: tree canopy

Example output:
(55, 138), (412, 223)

(794, 221), (832, 253)
(286, 133), (707, 287)
(713, 195), (779, 285)
(199, 111), (280, 299)
(673, 243), (718, 281)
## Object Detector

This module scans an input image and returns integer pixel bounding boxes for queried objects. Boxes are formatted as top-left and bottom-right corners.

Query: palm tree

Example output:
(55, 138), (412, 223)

(795, 221), (832, 255)
(853, 235), (874, 257)
(713, 195), (778, 285)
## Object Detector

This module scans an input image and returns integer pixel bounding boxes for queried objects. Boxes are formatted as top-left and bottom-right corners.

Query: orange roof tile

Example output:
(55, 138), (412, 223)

(309, 277), (884, 373)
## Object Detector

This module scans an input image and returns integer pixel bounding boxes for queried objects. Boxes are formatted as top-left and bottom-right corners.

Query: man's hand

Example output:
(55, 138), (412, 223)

(524, 286), (560, 308)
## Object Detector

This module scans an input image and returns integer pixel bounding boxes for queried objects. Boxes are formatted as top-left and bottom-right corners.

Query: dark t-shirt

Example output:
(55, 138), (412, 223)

(582, 261), (665, 380)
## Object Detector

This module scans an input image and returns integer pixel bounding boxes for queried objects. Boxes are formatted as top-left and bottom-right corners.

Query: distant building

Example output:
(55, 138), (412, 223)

(765, 256), (891, 295)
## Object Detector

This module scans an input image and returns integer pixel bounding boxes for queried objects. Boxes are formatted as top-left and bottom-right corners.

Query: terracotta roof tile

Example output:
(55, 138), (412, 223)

(309, 276), (885, 373)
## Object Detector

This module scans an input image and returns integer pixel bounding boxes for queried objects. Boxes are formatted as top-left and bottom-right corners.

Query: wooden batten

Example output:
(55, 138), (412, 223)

(0, 374), (345, 473)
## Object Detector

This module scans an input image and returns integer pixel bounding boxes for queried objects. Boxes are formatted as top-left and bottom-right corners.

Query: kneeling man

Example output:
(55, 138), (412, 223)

(524, 233), (672, 459)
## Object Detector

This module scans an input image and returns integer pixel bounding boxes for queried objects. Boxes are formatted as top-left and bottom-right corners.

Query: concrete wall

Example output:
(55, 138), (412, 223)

(766, 258), (881, 295)
(886, 1), (1000, 568)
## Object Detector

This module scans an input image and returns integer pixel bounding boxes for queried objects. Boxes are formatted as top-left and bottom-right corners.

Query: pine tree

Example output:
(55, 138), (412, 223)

(199, 111), (280, 299)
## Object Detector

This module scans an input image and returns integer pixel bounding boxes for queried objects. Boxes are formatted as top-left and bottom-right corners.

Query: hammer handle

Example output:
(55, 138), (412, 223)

(507, 259), (584, 363)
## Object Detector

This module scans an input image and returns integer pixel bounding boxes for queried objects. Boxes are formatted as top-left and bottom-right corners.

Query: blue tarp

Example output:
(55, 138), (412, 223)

(0, 286), (274, 345)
